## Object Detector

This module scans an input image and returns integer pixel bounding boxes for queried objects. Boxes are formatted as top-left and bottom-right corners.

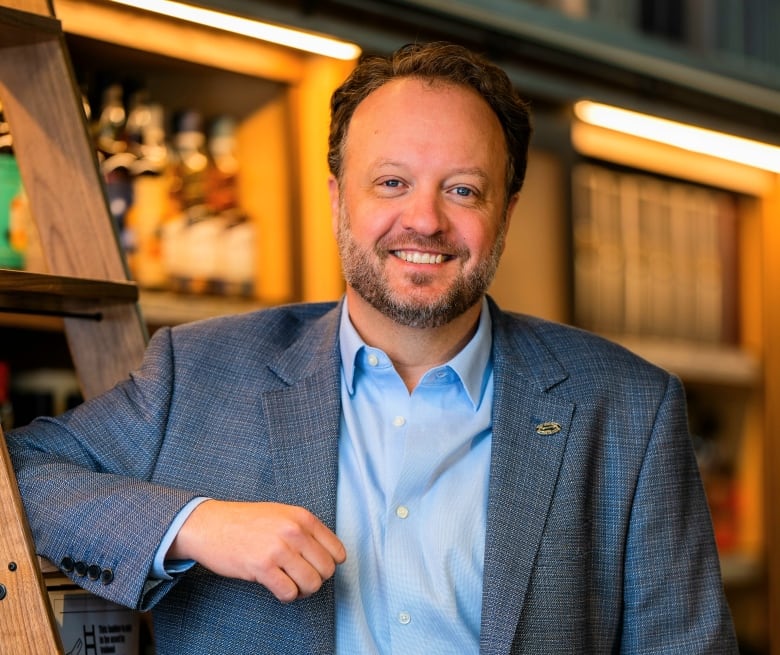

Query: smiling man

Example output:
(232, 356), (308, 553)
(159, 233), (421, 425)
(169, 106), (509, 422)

(331, 74), (516, 387)
(9, 42), (737, 654)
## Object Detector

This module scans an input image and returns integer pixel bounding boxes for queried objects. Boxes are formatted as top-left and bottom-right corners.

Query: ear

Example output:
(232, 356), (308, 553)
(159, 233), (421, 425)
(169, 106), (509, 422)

(328, 175), (341, 237)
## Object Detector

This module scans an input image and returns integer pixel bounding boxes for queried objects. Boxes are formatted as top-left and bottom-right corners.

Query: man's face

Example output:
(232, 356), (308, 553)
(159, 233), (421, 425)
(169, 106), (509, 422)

(330, 77), (516, 329)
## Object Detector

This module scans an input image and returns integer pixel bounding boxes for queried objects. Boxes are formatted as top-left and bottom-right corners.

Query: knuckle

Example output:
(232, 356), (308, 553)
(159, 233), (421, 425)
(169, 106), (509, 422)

(320, 559), (336, 580)
(277, 584), (299, 603)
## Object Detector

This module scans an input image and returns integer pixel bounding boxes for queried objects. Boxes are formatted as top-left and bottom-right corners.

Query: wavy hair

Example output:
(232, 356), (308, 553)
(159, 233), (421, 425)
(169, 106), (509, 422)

(328, 42), (533, 199)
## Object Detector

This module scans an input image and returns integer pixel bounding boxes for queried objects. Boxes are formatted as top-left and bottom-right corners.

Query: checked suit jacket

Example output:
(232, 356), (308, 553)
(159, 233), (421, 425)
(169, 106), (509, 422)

(8, 297), (737, 654)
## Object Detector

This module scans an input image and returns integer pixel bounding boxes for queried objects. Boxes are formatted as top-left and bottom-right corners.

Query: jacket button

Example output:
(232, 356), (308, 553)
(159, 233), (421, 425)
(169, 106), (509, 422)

(87, 564), (101, 581)
(74, 561), (88, 577)
(60, 557), (75, 573)
(100, 568), (114, 585)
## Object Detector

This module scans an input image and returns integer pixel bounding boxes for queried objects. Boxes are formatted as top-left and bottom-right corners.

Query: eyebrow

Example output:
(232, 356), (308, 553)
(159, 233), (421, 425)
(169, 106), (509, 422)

(372, 160), (491, 181)
(448, 168), (490, 182)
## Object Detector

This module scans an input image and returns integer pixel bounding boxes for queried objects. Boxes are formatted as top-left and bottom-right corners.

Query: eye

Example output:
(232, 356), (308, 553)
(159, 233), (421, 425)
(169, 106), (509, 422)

(448, 184), (482, 203)
(375, 177), (407, 197)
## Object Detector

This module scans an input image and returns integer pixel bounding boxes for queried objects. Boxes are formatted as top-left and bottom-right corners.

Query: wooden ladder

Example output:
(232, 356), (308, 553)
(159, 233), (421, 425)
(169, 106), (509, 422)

(0, 0), (148, 651)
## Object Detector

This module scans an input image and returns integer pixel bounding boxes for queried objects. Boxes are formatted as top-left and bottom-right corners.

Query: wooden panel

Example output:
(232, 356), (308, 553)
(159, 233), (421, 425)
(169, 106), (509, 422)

(490, 148), (569, 322)
(0, 0), (51, 16)
(53, 0), (305, 84)
(0, 426), (63, 654)
(571, 121), (776, 197)
(292, 55), (354, 302)
(237, 95), (296, 304)
(762, 176), (780, 655)
(0, 39), (123, 279)
(0, 8), (147, 398)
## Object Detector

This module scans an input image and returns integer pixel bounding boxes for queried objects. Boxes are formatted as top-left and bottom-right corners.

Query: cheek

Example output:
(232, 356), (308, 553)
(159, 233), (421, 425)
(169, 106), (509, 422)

(347, 201), (399, 241)
(459, 220), (500, 256)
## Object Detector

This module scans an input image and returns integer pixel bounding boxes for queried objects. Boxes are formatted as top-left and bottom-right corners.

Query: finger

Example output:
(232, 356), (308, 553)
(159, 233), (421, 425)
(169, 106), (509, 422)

(280, 506), (346, 569)
(280, 556), (327, 599)
(298, 539), (340, 583)
(307, 518), (347, 565)
(261, 566), (302, 604)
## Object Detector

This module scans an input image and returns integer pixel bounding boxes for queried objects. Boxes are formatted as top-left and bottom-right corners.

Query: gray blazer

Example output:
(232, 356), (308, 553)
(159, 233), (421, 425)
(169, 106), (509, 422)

(9, 298), (737, 654)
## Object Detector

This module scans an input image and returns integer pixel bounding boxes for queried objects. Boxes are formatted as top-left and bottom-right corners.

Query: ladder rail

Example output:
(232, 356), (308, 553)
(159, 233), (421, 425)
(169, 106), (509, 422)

(0, 0), (149, 652)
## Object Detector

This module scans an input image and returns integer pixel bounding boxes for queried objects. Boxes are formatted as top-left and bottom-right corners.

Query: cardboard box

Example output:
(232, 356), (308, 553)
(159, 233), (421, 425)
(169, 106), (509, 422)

(49, 589), (140, 655)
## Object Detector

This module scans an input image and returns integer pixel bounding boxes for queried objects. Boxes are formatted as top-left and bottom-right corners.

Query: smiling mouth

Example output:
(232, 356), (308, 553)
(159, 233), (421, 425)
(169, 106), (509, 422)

(392, 250), (451, 264)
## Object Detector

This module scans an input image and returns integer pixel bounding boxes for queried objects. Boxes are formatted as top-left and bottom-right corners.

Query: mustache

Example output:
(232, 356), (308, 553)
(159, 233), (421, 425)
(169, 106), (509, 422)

(375, 233), (468, 259)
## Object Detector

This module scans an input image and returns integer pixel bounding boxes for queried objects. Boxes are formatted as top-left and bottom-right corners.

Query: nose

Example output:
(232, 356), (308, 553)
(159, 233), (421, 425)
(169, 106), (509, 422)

(400, 187), (448, 236)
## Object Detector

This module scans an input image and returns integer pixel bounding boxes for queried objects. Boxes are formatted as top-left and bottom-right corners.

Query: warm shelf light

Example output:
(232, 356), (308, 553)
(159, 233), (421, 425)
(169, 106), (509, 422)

(574, 100), (780, 174)
(107, 0), (362, 60)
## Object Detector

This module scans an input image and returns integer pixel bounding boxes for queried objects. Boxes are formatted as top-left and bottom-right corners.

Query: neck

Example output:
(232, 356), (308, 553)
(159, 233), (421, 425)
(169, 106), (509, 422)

(345, 290), (483, 392)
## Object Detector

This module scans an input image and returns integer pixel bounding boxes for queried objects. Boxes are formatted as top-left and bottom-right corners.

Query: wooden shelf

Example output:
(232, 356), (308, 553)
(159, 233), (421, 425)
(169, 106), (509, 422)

(609, 335), (761, 388)
(0, 269), (138, 319)
(139, 290), (265, 327)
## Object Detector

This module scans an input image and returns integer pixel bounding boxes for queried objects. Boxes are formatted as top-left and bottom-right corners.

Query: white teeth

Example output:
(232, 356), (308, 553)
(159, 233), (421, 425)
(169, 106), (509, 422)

(394, 250), (444, 264)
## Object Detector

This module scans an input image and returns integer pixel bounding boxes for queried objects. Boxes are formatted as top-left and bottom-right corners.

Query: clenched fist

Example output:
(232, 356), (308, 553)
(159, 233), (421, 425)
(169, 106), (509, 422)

(168, 499), (346, 602)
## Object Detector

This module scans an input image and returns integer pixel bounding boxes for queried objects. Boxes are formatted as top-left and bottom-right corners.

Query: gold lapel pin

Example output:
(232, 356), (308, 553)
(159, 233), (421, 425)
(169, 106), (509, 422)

(535, 421), (562, 435)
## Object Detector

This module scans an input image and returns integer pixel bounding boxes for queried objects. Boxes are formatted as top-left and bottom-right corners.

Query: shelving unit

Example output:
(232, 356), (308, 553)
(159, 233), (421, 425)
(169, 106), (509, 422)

(487, 91), (779, 653)
(1, 0), (779, 652)
(53, 0), (355, 306)
(0, 1), (357, 652)
(569, 116), (779, 651)
(0, 0), (150, 649)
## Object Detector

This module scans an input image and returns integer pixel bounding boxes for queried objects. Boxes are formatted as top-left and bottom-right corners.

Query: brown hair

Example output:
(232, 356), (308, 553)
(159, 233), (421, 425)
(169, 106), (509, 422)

(328, 41), (533, 199)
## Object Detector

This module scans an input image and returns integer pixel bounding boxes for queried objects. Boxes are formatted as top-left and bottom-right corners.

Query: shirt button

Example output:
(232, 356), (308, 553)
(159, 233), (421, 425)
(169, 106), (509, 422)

(367, 354), (379, 367)
(398, 611), (411, 625)
(392, 415), (406, 427)
(396, 505), (409, 519)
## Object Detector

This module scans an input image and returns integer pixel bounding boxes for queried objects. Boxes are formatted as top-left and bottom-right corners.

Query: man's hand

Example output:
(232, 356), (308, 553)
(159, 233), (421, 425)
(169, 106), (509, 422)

(168, 499), (346, 603)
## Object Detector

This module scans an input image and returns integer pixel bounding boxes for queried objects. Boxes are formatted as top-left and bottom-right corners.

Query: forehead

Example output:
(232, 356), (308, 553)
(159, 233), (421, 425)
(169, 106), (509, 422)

(344, 77), (507, 160)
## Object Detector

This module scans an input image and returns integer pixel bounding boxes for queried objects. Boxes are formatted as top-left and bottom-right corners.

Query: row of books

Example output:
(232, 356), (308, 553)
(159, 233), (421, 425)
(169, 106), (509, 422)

(524, 0), (780, 69)
(572, 163), (740, 344)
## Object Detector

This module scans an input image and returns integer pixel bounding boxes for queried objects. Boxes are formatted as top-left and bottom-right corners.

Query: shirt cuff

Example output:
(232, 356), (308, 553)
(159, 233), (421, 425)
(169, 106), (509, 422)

(150, 496), (210, 580)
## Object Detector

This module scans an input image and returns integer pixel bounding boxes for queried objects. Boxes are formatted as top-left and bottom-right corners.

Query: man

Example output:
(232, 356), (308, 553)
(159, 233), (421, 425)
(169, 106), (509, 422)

(9, 42), (737, 653)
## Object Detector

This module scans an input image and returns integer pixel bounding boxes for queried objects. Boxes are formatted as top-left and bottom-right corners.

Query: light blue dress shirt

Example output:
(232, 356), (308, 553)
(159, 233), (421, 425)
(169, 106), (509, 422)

(335, 298), (494, 655)
(153, 298), (494, 655)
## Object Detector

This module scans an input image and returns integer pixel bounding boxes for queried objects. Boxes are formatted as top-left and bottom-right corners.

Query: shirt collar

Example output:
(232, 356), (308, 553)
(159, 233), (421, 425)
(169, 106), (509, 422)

(339, 296), (493, 408)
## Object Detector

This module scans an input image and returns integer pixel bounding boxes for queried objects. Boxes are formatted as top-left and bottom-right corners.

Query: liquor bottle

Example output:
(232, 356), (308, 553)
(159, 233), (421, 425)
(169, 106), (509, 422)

(170, 109), (209, 214)
(0, 102), (24, 269)
(94, 83), (135, 253)
(206, 115), (255, 297)
(0, 361), (13, 431)
(124, 94), (171, 288)
(9, 186), (47, 273)
(163, 109), (218, 294)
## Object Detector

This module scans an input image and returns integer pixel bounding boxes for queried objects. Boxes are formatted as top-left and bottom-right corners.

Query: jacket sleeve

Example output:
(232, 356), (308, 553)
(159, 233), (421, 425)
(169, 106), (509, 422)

(620, 374), (738, 653)
(7, 326), (200, 611)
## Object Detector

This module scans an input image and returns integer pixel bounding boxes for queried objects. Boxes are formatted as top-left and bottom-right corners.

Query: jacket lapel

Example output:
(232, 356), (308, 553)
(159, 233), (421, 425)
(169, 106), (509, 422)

(253, 300), (575, 654)
(259, 304), (343, 654)
(480, 304), (575, 655)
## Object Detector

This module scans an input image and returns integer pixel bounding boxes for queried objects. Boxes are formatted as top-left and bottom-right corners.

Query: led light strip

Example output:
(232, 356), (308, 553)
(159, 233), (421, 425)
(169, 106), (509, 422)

(108, 0), (362, 60)
(574, 100), (780, 174)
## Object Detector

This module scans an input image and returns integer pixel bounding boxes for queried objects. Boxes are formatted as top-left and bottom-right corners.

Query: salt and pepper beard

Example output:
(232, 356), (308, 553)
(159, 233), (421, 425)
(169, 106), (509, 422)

(336, 202), (508, 329)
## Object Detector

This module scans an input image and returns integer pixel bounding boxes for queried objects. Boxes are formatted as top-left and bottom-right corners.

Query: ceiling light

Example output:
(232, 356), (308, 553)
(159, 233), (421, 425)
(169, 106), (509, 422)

(108, 0), (361, 60)
(574, 100), (780, 174)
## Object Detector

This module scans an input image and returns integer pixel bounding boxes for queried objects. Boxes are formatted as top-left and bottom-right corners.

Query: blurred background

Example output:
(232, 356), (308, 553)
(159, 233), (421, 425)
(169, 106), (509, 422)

(1, 1), (778, 652)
